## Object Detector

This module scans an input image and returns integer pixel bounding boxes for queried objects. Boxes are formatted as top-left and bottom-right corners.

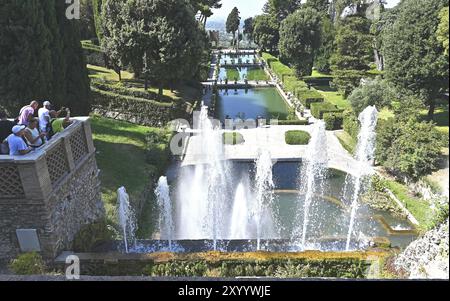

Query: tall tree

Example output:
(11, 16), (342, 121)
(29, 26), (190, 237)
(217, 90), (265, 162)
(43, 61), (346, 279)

(91, 0), (103, 43)
(304, 0), (330, 13)
(253, 14), (280, 53)
(191, 0), (222, 28)
(279, 7), (323, 77)
(382, 0), (449, 119)
(0, 0), (91, 115)
(314, 15), (335, 73)
(101, 0), (207, 96)
(263, 0), (301, 22)
(331, 15), (372, 97)
(243, 17), (254, 43)
(226, 7), (241, 50)
(437, 6), (449, 56)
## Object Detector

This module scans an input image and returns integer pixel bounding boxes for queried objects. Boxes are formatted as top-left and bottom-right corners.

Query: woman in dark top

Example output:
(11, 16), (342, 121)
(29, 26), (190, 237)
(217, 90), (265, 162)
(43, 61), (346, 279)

(0, 110), (15, 143)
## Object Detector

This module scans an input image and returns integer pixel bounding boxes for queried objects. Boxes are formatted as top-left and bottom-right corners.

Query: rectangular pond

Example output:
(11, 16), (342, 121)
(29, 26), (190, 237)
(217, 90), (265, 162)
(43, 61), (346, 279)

(215, 88), (290, 121)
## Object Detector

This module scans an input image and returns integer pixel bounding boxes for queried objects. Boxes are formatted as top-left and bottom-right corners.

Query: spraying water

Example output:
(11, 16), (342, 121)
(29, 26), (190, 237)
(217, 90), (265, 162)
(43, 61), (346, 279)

(155, 176), (174, 250)
(229, 182), (251, 239)
(176, 106), (231, 250)
(295, 121), (328, 250)
(253, 149), (276, 250)
(345, 106), (379, 251)
(117, 187), (136, 253)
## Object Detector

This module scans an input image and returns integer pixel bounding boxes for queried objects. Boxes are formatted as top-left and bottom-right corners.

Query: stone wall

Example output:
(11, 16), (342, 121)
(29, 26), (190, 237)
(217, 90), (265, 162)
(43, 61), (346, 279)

(0, 118), (105, 259)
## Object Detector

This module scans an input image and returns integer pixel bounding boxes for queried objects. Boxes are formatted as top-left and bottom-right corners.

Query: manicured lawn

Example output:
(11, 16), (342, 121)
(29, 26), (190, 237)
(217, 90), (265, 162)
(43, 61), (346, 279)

(310, 70), (333, 78)
(314, 85), (351, 110)
(90, 115), (153, 225)
(223, 132), (245, 145)
(247, 68), (269, 81)
(420, 106), (449, 135)
(226, 68), (240, 81)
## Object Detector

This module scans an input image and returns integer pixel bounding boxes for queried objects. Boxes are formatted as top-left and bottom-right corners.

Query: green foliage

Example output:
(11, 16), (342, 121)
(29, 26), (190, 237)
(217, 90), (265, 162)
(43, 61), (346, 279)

(91, 87), (177, 127)
(285, 130), (311, 145)
(72, 220), (115, 252)
(343, 111), (360, 140)
(263, 0), (301, 22)
(279, 7), (323, 77)
(243, 17), (254, 42)
(376, 117), (443, 180)
(226, 7), (241, 47)
(347, 77), (395, 116)
(298, 90), (324, 109)
(382, 0), (449, 119)
(0, 0), (91, 116)
(253, 15), (280, 52)
(101, 0), (208, 94)
(277, 119), (309, 125)
(310, 102), (344, 119)
(437, 7), (449, 56)
(314, 15), (335, 73)
(336, 131), (356, 155)
(92, 0), (103, 42)
(146, 129), (172, 173)
(9, 252), (46, 275)
(331, 15), (373, 97)
(324, 112), (343, 130)
(223, 132), (245, 145)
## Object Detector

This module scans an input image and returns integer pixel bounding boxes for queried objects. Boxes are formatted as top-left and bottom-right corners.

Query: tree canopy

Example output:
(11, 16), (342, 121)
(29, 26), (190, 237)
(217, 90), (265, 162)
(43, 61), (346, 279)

(279, 7), (323, 77)
(253, 14), (280, 53)
(226, 7), (241, 49)
(382, 0), (449, 119)
(437, 6), (449, 56)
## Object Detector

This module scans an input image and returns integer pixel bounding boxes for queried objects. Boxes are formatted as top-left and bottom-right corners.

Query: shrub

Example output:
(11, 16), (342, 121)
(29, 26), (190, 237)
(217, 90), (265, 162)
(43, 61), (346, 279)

(223, 132), (245, 145)
(72, 220), (115, 252)
(285, 130), (311, 145)
(9, 252), (46, 275)
(324, 113), (344, 130)
(343, 111), (360, 140)
(146, 129), (172, 173)
(310, 102), (344, 119)
(92, 81), (173, 103)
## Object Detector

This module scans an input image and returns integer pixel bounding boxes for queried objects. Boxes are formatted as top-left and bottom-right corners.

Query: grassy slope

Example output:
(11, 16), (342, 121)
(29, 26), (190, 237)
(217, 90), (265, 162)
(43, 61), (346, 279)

(247, 68), (269, 81)
(90, 115), (153, 225)
(87, 64), (201, 104)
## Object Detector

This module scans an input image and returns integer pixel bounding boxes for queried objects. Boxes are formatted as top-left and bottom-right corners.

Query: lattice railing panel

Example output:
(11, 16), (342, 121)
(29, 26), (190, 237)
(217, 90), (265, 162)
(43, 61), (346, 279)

(0, 164), (25, 198)
(69, 126), (88, 165)
(46, 142), (69, 186)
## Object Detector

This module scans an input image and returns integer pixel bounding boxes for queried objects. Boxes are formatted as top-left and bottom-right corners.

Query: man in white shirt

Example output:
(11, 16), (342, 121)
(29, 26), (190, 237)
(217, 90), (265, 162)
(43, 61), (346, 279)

(38, 101), (63, 139)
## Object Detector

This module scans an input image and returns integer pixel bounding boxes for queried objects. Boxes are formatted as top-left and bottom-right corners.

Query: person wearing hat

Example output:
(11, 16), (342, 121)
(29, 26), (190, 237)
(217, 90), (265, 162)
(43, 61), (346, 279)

(38, 101), (64, 139)
(6, 125), (32, 156)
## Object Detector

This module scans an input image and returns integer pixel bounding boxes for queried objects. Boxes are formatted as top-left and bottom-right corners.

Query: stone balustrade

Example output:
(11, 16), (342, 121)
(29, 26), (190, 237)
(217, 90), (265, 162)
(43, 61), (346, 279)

(0, 117), (105, 259)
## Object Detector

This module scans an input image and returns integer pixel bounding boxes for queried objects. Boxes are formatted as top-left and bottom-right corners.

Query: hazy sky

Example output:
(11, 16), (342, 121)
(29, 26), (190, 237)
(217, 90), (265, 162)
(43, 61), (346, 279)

(210, 0), (402, 21)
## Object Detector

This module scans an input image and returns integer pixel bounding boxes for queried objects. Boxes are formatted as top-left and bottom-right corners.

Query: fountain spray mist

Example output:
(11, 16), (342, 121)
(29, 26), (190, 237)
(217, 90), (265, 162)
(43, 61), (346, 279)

(117, 187), (136, 253)
(294, 121), (328, 250)
(155, 176), (174, 250)
(345, 106), (378, 251)
(254, 149), (275, 250)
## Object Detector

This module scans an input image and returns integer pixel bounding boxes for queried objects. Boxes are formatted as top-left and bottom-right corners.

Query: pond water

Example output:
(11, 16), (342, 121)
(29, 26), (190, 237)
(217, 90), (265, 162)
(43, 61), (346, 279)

(220, 54), (257, 65)
(215, 88), (290, 121)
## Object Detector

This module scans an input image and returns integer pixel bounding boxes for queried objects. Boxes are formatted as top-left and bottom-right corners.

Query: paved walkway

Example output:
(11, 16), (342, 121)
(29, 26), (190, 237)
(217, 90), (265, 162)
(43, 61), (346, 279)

(181, 125), (372, 177)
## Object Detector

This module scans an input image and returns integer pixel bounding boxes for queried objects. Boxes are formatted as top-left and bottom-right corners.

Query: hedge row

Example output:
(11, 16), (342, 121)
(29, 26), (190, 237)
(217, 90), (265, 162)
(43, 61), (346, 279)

(276, 119), (309, 125)
(262, 53), (324, 109)
(92, 81), (173, 103)
(311, 102), (344, 119)
(91, 87), (178, 127)
(343, 111), (360, 140)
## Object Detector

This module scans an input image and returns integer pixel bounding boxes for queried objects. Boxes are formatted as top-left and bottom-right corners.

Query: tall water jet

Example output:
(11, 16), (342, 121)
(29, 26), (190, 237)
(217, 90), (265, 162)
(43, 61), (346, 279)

(229, 182), (251, 239)
(176, 106), (231, 250)
(253, 149), (276, 250)
(296, 121), (328, 250)
(155, 176), (174, 250)
(117, 187), (136, 253)
(345, 106), (379, 251)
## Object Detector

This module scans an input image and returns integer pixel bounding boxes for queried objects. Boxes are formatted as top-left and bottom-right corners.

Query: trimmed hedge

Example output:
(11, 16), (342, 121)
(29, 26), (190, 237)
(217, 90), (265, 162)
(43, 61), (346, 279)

(92, 81), (173, 103)
(298, 90), (324, 109)
(276, 119), (309, 125)
(310, 102), (344, 119)
(285, 130), (311, 145)
(91, 87), (178, 127)
(343, 111), (360, 140)
(324, 112), (344, 130)
(262, 52), (294, 80)
(223, 132), (245, 145)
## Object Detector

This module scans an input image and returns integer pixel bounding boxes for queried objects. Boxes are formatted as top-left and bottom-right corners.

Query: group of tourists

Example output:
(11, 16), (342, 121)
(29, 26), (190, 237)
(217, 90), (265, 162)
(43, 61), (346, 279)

(0, 101), (71, 156)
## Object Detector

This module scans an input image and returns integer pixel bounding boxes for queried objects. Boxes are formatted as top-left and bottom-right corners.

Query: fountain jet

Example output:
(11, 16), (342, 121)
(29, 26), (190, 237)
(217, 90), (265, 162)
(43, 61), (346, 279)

(155, 176), (174, 250)
(117, 187), (136, 253)
(344, 106), (379, 251)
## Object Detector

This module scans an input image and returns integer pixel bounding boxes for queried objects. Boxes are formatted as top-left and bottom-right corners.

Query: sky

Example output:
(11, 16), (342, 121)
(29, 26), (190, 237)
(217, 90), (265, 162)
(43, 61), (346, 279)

(210, 0), (402, 21)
